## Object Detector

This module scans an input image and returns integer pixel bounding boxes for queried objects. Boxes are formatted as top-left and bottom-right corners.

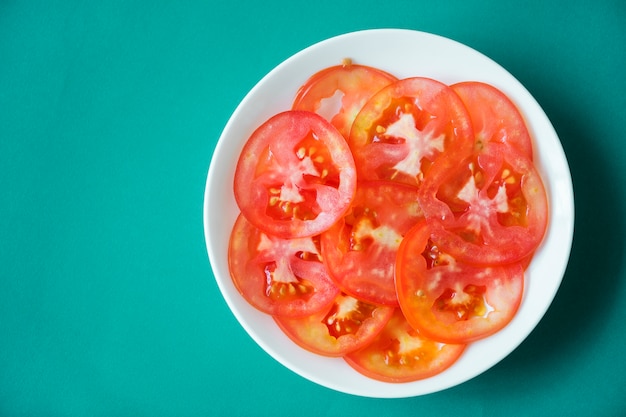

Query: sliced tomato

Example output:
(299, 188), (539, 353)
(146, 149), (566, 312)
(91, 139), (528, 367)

(292, 61), (397, 139)
(348, 77), (474, 188)
(344, 309), (465, 383)
(320, 181), (424, 306)
(419, 141), (548, 265)
(234, 110), (357, 239)
(228, 214), (340, 318)
(451, 81), (534, 159)
(395, 220), (524, 343)
(274, 292), (394, 357)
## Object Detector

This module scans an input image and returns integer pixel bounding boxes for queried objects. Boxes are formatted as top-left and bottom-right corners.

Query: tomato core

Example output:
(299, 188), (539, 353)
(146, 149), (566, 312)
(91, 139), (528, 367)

(263, 261), (316, 302)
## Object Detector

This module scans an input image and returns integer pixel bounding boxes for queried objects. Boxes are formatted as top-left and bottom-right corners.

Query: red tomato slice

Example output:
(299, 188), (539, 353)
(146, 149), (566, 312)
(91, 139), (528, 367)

(292, 61), (397, 139)
(451, 81), (534, 160)
(228, 214), (340, 318)
(344, 309), (465, 383)
(419, 142), (548, 265)
(348, 77), (474, 188)
(234, 110), (357, 239)
(395, 220), (524, 344)
(274, 292), (394, 357)
(321, 181), (424, 306)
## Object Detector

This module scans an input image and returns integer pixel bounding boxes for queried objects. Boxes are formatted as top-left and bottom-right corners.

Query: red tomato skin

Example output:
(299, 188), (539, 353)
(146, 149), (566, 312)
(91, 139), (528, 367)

(228, 214), (340, 318)
(348, 77), (475, 188)
(274, 293), (394, 357)
(292, 63), (398, 139)
(395, 220), (525, 344)
(233, 110), (357, 239)
(321, 181), (424, 306)
(451, 81), (534, 160)
(418, 141), (548, 265)
(344, 309), (465, 383)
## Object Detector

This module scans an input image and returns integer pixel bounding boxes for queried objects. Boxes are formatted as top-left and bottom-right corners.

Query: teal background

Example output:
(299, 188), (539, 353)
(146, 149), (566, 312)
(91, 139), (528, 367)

(1, 0), (625, 415)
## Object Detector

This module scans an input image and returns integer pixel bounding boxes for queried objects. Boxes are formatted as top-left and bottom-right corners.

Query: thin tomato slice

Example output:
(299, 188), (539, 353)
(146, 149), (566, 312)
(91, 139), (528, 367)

(228, 214), (339, 318)
(321, 181), (424, 306)
(234, 110), (357, 239)
(419, 142), (548, 265)
(348, 77), (474, 188)
(344, 309), (465, 383)
(274, 292), (394, 357)
(292, 61), (397, 139)
(396, 220), (524, 344)
(451, 81), (534, 159)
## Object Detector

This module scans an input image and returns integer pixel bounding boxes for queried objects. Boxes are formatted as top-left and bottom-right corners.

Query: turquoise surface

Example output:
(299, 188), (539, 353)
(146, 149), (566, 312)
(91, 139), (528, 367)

(1, 1), (625, 415)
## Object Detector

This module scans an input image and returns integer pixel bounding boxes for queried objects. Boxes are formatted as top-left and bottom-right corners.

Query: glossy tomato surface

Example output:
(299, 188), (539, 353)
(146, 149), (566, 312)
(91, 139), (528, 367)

(274, 292), (394, 357)
(419, 142), (548, 265)
(292, 62), (397, 139)
(234, 110), (357, 238)
(451, 81), (534, 159)
(321, 181), (423, 306)
(348, 77), (474, 188)
(395, 220), (524, 344)
(344, 309), (465, 383)
(228, 214), (339, 318)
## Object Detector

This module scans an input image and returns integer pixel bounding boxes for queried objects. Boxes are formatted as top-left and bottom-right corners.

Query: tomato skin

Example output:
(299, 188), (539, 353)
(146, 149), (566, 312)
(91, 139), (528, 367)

(348, 77), (474, 188)
(274, 293), (394, 357)
(451, 81), (534, 159)
(344, 309), (465, 383)
(228, 214), (340, 318)
(419, 141), (548, 265)
(321, 181), (424, 306)
(395, 220), (524, 344)
(292, 63), (397, 139)
(233, 110), (357, 239)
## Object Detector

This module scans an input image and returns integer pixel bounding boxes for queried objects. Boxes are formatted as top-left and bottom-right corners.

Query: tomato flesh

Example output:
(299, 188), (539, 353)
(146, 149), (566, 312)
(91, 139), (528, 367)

(292, 62), (397, 139)
(321, 181), (424, 306)
(451, 81), (534, 159)
(228, 214), (339, 318)
(419, 142), (548, 265)
(348, 77), (474, 188)
(234, 110), (357, 238)
(396, 220), (524, 343)
(274, 293), (394, 357)
(344, 309), (465, 382)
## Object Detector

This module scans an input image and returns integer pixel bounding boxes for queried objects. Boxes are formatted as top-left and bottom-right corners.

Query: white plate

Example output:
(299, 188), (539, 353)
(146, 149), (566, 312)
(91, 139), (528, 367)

(203, 29), (574, 398)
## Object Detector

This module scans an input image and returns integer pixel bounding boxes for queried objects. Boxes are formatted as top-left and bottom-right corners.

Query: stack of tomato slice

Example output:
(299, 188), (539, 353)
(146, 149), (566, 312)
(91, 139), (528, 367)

(229, 61), (548, 383)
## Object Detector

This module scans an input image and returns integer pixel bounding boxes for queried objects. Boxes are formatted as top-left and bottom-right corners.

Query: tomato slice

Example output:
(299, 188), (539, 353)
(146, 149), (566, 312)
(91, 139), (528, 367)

(419, 142), (548, 265)
(396, 220), (524, 344)
(228, 214), (340, 318)
(451, 81), (534, 160)
(344, 309), (465, 383)
(348, 77), (474, 188)
(292, 61), (397, 139)
(234, 110), (357, 239)
(320, 181), (424, 306)
(274, 292), (394, 357)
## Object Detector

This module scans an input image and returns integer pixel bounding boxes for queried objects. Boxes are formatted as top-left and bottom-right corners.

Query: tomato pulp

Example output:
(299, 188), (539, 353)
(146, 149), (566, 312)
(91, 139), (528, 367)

(275, 292), (394, 357)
